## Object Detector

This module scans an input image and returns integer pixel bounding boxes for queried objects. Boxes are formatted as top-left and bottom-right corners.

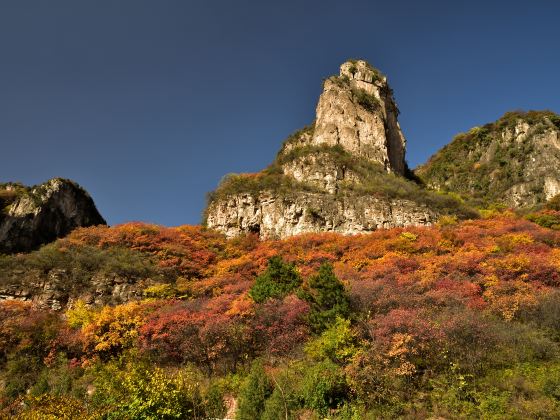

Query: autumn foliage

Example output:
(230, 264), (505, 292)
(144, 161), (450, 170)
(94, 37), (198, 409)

(3, 213), (560, 417)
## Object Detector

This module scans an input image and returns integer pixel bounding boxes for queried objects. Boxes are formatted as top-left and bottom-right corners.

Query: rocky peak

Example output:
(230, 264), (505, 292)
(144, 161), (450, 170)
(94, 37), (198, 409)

(0, 178), (106, 253)
(298, 60), (407, 175)
(205, 60), (471, 239)
(274, 59), (407, 193)
(340, 59), (385, 93)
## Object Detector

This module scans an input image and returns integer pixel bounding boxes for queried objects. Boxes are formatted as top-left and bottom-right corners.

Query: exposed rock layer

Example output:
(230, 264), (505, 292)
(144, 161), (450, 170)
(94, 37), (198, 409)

(0, 267), (151, 310)
(311, 60), (406, 174)
(207, 192), (437, 239)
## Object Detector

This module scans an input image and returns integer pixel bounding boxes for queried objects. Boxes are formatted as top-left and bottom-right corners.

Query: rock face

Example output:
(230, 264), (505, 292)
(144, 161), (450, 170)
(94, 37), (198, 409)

(205, 60), (453, 239)
(0, 268), (150, 311)
(311, 60), (406, 174)
(0, 178), (106, 253)
(207, 192), (436, 239)
(416, 111), (560, 208)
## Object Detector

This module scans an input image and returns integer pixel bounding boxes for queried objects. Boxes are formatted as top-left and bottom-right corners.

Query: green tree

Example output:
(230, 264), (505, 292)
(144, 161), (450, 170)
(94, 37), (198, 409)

(546, 193), (560, 211)
(91, 361), (206, 419)
(237, 360), (273, 420)
(303, 263), (350, 333)
(301, 360), (350, 415)
(262, 368), (303, 420)
(249, 256), (302, 303)
(305, 317), (358, 365)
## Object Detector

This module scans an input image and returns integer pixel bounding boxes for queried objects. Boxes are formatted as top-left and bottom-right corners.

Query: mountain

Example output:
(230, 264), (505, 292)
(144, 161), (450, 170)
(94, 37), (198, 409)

(205, 60), (473, 238)
(0, 178), (106, 253)
(416, 110), (560, 208)
(3, 63), (560, 419)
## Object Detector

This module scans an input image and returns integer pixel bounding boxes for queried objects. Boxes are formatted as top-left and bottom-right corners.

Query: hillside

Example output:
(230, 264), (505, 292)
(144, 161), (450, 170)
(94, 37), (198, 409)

(416, 110), (560, 208)
(3, 212), (560, 417)
(205, 60), (474, 239)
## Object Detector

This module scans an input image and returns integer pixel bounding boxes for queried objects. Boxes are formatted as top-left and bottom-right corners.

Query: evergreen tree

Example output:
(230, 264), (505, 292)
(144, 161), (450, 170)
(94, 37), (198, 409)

(249, 256), (302, 303)
(304, 263), (350, 333)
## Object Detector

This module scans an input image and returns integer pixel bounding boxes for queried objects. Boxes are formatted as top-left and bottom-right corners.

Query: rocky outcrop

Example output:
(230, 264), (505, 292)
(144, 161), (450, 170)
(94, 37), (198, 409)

(0, 268), (151, 310)
(416, 111), (560, 208)
(0, 178), (106, 253)
(205, 60), (463, 239)
(279, 151), (362, 194)
(206, 192), (436, 239)
(311, 60), (406, 174)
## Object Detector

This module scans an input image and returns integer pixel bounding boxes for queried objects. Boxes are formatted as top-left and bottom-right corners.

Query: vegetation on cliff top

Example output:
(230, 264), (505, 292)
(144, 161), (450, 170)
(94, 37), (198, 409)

(277, 122), (316, 155)
(346, 58), (385, 82)
(322, 75), (382, 113)
(416, 110), (560, 207)
(207, 142), (477, 221)
(0, 178), (93, 214)
(3, 213), (560, 417)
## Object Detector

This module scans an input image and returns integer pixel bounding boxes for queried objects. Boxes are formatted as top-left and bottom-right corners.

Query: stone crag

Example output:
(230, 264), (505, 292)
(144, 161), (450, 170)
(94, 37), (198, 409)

(311, 60), (406, 174)
(207, 192), (436, 239)
(205, 59), (461, 239)
(0, 178), (106, 253)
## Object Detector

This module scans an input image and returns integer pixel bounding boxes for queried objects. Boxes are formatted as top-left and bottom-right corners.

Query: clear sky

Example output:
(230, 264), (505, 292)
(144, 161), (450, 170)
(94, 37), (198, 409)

(1, 0), (559, 226)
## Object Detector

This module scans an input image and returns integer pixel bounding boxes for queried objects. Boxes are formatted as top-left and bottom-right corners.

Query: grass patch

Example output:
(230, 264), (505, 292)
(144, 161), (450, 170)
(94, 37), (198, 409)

(323, 75), (350, 89)
(278, 123), (315, 155)
(204, 169), (321, 213)
(0, 241), (165, 299)
(352, 88), (380, 113)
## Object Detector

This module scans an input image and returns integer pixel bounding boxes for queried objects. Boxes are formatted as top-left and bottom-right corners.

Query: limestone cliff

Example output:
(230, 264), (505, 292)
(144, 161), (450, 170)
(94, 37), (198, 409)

(310, 60), (406, 174)
(416, 111), (560, 208)
(205, 60), (472, 239)
(0, 178), (106, 253)
(206, 192), (436, 239)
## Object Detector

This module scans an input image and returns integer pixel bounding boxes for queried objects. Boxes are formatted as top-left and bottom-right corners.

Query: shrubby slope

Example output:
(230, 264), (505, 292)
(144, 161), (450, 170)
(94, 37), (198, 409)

(3, 212), (560, 417)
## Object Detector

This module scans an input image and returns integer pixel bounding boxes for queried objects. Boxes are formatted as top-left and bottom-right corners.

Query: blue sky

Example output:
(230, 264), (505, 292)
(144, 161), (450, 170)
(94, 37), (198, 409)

(1, 0), (559, 226)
